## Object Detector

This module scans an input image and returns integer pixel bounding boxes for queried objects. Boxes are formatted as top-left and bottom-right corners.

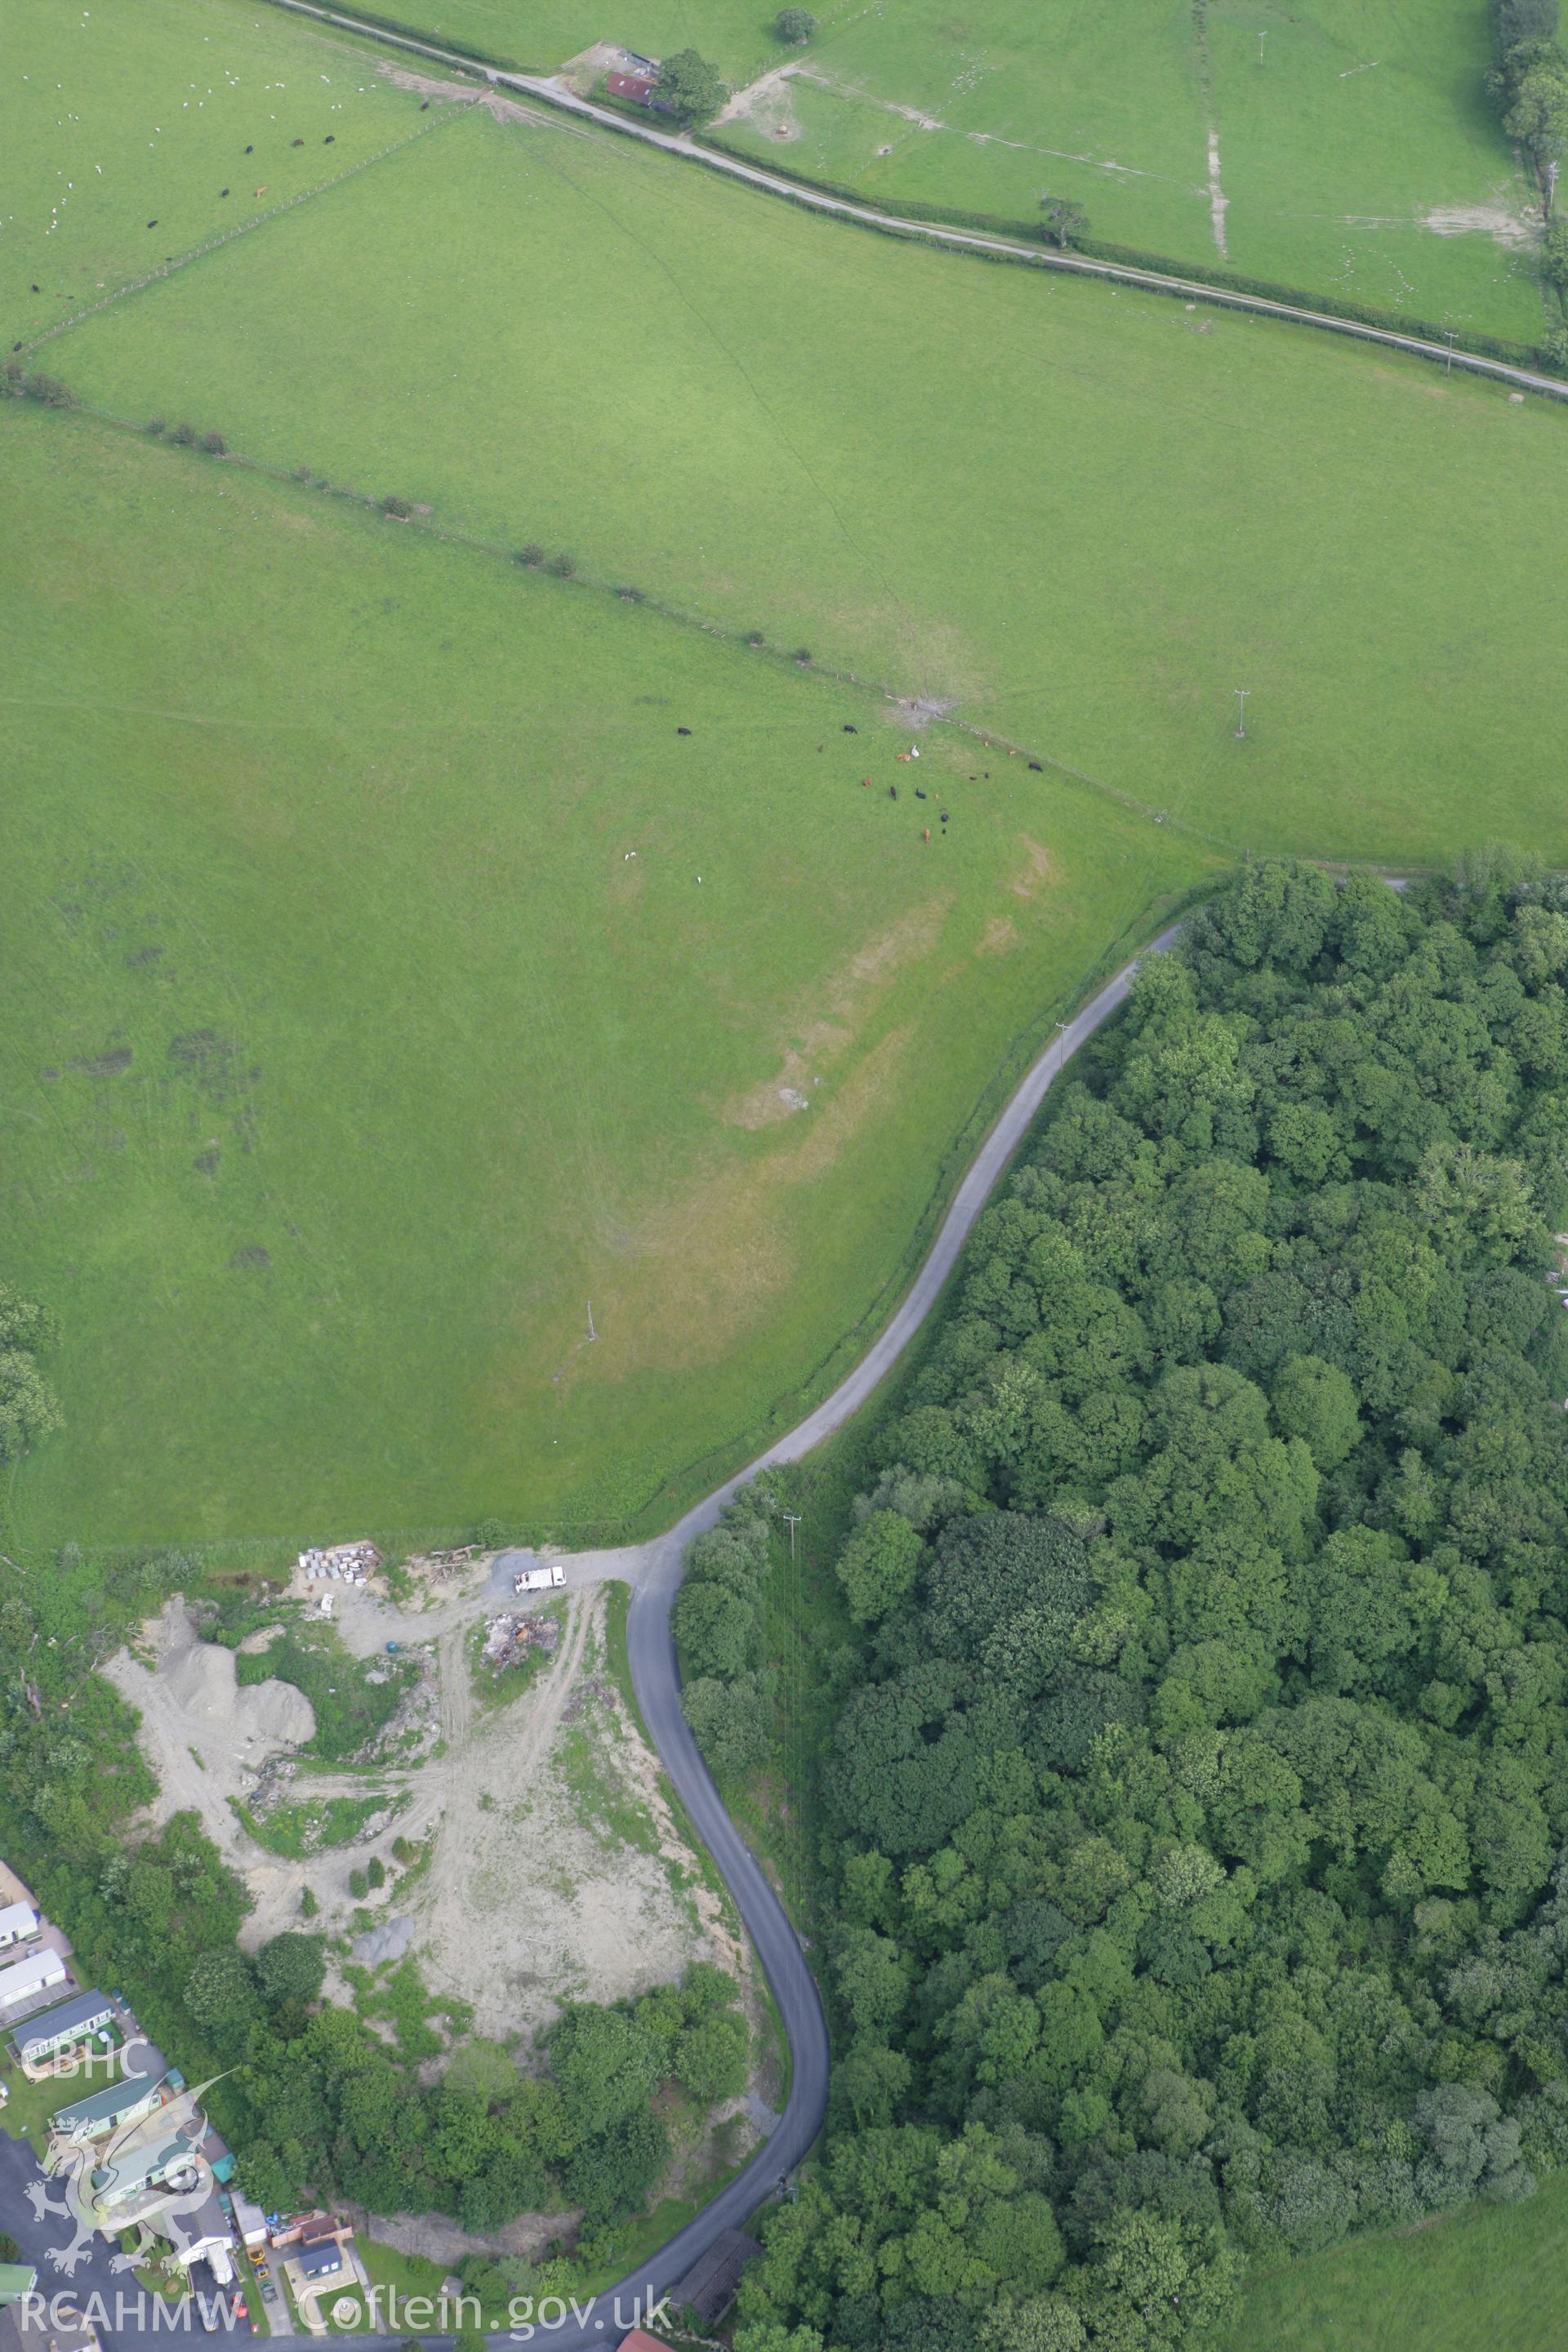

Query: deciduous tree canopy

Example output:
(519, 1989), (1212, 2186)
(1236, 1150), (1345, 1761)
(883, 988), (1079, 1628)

(731, 856), (1568, 2352)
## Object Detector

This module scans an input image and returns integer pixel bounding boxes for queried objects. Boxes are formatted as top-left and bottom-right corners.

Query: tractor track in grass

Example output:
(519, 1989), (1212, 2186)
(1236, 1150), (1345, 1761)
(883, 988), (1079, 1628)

(256, 0), (1568, 403)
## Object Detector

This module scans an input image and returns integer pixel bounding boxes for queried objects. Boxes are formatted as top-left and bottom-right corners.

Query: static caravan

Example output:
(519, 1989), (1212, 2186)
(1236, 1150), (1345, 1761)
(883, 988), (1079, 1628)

(0, 1901), (39, 1954)
(52, 2071), (171, 2148)
(0, 1947), (66, 2015)
(12, 1989), (114, 2069)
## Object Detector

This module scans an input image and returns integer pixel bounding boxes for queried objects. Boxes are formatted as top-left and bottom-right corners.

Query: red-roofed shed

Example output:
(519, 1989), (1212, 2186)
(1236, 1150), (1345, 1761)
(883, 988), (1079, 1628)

(606, 70), (656, 102)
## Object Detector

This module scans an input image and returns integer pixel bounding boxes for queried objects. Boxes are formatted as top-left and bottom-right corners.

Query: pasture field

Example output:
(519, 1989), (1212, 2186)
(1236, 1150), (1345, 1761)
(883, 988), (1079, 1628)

(1224, 2168), (1568, 2352)
(711, 0), (1550, 342)
(2, 0), (432, 345)
(304, 0), (1553, 336)
(43, 83), (1568, 871)
(0, 403), (1208, 1551)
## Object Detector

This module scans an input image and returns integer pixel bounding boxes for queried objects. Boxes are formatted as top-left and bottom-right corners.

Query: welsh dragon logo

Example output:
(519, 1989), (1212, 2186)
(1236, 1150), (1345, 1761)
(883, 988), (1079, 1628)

(24, 2071), (227, 2281)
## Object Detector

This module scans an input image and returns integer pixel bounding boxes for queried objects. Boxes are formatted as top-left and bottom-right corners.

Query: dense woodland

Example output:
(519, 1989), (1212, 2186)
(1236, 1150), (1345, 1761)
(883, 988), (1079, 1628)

(716, 858), (1568, 2352)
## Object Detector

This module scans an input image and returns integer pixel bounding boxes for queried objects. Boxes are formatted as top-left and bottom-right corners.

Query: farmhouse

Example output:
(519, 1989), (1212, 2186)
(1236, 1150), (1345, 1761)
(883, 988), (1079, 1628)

(606, 69), (657, 104)
(12, 1990), (113, 2069)
(0, 1900), (40, 1952)
(51, 2070), (173, 2148)
(0, 1948), (67, 2015)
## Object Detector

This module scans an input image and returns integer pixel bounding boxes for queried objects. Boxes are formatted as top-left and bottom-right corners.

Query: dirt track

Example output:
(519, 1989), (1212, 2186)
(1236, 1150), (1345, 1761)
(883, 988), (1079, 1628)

(110, 1583), (727, 2040)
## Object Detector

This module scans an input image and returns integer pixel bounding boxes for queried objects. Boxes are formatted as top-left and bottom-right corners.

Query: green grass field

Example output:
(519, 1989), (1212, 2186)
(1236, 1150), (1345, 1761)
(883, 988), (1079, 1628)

(1, 403), (1206, 1551)
(2, 0), (435, 346)
(1225, 2170), (1568, 2352)
(261, 0), (1559, 337)
(38, 78), (1568, 871)
(710, 0), (1552, 342)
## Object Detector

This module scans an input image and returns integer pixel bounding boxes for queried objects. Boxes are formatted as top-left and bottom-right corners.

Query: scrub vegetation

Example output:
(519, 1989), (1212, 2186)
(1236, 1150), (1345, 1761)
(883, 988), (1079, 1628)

(0, 1545), (751, 2246)
(689, 859), (1568, 2351)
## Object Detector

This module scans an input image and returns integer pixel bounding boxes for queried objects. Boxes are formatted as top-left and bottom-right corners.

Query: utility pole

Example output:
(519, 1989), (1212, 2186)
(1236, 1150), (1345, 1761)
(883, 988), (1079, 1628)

(1547, 158), (1559, 219)
(1233, 688), (1250, 738)
(1446, 329), (1456, 375)
(586, 1301), (598, 1343)
(1258, 29), (1267, 63)
(782, 1512), (802, 1561)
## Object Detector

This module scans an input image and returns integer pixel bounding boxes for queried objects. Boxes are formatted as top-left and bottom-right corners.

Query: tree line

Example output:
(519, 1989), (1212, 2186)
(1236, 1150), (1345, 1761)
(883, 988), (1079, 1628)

(715, 853), (1568, 2352)
(1490, 0), (1568, 302)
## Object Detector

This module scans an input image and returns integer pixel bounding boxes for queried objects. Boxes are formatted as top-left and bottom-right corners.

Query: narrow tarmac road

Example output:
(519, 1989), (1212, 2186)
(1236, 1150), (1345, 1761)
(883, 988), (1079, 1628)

(452, 920), (1183, 2350)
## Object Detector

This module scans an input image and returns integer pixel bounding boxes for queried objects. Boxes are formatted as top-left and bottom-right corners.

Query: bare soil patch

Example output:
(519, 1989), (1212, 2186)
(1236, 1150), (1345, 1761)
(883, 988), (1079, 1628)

(715, 60), (804, 143)
(376, 61), (578, 136)
(1421, 202), (1535, 248)
(1009, 835), (1056, 898)
(110, 1583), (728, 2041)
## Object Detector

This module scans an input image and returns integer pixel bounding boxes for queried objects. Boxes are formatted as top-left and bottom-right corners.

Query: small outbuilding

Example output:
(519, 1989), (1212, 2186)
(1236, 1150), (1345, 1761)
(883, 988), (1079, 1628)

(296, 2239), (346, 2283)
(606, 69), (657, 102)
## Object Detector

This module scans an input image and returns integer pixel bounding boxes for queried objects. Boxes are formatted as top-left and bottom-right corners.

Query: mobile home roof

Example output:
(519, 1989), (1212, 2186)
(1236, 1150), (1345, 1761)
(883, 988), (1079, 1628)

(14, 1989), (111, 2056)
(0, 1949), (65, 2009)
(55, 2074), (163, 2133)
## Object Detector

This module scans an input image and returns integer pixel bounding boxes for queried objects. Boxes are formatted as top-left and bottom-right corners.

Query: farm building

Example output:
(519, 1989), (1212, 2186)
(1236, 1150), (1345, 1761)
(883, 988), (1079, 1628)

(0, 1947), (67, 2014)
(606, 69), (657, 103)
(12, 1989), (113, 2069)
(51, 2070), (172, 2148)
(0, 1900), (40, 1953)
(671, 2229), (761, 2326)
(267, 2209), (335, 2248)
